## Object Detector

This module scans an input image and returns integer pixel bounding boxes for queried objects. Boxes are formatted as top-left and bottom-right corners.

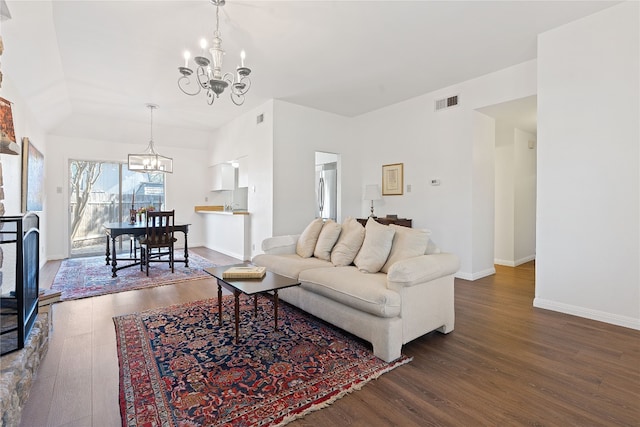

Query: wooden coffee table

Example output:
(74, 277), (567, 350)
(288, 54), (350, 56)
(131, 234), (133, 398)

(204, 263), (301, 343)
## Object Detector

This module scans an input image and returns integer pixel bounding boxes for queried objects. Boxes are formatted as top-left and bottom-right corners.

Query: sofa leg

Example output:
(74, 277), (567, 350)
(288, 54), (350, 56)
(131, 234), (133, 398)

(437, 323), (454, 334)
(373, 346), (402, 363)
(371, 337), (402, 363)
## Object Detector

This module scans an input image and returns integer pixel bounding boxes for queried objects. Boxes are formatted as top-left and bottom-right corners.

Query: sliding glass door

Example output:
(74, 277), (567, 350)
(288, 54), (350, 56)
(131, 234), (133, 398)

(69, 160), (165, 257)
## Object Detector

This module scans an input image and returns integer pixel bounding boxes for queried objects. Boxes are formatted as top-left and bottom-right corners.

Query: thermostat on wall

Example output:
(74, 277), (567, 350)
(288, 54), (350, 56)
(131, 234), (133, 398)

(431, 179), (441, 186)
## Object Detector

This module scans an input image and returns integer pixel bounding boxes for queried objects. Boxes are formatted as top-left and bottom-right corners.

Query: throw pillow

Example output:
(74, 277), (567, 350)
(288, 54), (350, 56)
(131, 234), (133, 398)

(353, 218), (395, 273)
(425, 239), (441, 255)
(330, 217), (365, 266)
(380, 225), (431, 273)
(313, 220), (342, 261)
(295, 218), (324, 258)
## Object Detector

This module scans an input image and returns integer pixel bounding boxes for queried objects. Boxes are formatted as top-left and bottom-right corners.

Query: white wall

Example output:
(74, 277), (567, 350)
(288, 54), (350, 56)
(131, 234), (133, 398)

(0, 76), (48, 267)
(472, 112), (496, 277)
(352, 60), (537, 279)
(494, 122), (515, 264)
(513, 128), (536, 263)
(45, 134), (209, 259)
(494, 123), (537, 266)
(536, 1), (639, 329)
(207, 100), (274, 257)
(206, 100), (361, 257)
(272, 100), (358, 236)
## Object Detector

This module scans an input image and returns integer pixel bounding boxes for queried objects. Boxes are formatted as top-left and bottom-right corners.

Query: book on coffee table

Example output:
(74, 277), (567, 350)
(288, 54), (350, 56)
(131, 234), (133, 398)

(222, 266), (267, 279)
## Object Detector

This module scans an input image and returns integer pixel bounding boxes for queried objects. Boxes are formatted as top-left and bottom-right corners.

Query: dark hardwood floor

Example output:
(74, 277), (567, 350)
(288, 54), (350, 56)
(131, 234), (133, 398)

(20, 251), (640, 426)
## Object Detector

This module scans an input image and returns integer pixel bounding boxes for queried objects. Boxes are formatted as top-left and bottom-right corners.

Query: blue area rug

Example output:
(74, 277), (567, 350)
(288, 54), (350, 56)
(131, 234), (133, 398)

(114, 295), (412, 426)
(52, 252), (216, 300)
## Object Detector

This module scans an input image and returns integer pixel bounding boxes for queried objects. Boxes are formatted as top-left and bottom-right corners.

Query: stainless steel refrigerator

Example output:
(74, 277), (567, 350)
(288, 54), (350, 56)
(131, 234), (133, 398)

(316, 162), (337, 220)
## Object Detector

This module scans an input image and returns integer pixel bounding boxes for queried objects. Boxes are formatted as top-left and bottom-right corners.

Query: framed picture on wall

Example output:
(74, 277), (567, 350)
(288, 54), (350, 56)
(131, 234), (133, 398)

(0, 96), (19, 155)
(382, 163), (403, 196)
(21, 137), (44, 212)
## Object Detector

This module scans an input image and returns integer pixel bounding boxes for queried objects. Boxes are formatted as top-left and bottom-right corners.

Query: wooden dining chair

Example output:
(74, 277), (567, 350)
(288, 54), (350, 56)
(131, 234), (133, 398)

(139, 210), (177, 276)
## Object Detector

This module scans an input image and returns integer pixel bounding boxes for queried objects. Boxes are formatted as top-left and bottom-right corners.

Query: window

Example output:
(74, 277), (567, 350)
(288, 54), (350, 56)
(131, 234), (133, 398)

(69, 160), (165, 257)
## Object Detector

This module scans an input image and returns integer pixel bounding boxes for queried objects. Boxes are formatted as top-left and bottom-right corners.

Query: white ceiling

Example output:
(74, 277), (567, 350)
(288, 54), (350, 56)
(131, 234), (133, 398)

(0, 1), (618, 149)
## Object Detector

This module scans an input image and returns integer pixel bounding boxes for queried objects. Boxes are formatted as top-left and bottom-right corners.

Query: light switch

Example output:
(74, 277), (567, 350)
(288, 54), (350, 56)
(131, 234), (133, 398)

(406, 184), (412, 193)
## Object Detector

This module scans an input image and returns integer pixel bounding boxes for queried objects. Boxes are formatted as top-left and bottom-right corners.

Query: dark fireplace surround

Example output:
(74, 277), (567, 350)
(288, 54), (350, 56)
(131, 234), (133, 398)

(1, 213), (39, 356)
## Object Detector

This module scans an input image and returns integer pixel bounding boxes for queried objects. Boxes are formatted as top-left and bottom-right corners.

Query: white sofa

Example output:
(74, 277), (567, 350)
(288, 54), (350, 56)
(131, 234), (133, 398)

(252, 217), (460, 362)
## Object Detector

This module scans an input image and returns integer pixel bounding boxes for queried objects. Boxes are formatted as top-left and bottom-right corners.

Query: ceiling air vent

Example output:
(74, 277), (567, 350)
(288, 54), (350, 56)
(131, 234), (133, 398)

(435, 95), (459, 111)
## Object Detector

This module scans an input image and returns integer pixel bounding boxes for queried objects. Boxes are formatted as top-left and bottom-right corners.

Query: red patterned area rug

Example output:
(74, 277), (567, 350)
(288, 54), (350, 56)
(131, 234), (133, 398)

(113, 295), (412, 427)
(52, 253), (216, 300)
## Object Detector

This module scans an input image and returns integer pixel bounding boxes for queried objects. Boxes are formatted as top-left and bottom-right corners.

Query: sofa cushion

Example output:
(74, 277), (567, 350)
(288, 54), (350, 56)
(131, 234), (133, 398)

(313, 220), (342, 261)
(380, 225), (431, 273)
(353, 218), (395, 273)
(331, 217), (365, 266)
(296, 218), (324, 258)
(299, 267), (401, 318)
(387, 253), (460, 287)
(425, 239), (441, 255)
(252, 253), (333, 279)
(262, 234), (299, 254)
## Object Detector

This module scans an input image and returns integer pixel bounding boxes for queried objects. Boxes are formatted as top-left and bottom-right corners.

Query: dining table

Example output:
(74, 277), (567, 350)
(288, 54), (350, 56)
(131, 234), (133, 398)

(103, 221), (190, 277)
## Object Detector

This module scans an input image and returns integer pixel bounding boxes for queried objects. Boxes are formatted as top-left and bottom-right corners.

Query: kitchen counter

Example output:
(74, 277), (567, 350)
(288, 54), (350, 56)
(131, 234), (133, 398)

(194, 206), (250, 215)
(196, 206), (251, 260)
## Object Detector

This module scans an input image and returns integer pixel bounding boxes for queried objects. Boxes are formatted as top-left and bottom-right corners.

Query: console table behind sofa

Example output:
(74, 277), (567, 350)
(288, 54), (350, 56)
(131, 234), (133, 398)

(356, 217), (412, 228)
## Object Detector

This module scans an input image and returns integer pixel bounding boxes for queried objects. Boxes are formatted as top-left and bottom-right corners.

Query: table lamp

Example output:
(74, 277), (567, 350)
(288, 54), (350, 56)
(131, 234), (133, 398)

(364, 184), (382, 217)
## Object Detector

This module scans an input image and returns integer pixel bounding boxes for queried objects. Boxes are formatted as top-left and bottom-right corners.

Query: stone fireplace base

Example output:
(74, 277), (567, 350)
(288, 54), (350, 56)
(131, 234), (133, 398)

(0, 313), (49, 426)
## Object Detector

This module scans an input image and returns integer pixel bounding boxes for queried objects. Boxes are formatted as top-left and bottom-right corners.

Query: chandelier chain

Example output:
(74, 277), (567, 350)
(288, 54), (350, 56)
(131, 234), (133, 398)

(149, 105), (153, 142)
(215, 4), (220, 36)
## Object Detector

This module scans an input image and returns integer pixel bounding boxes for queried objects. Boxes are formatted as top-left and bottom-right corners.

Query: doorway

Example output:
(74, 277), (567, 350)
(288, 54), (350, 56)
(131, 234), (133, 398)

(68, 160), (165, 257)
(315, 152), (340, 221)
(478, 95), (537, 267)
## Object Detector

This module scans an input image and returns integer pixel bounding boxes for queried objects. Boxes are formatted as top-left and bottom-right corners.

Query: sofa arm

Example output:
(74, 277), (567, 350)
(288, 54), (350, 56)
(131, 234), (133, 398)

(261, 234), (300, 255)
(387, 253), (460, 288)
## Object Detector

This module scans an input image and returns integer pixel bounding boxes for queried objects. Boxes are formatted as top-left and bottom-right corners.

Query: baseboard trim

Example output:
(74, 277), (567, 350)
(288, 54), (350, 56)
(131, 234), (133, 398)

(494, 255), (536, 267)
(533, 298), (640, 331)
(205, 246), (245, 261)
(455, 267), (496, 281)
(47, 244), (207, 262)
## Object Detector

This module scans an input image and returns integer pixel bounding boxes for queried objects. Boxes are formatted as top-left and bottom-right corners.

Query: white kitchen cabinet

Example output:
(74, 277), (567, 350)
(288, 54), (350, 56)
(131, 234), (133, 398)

(237, 156), (249, 188)
(210, 163), (235, 191)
